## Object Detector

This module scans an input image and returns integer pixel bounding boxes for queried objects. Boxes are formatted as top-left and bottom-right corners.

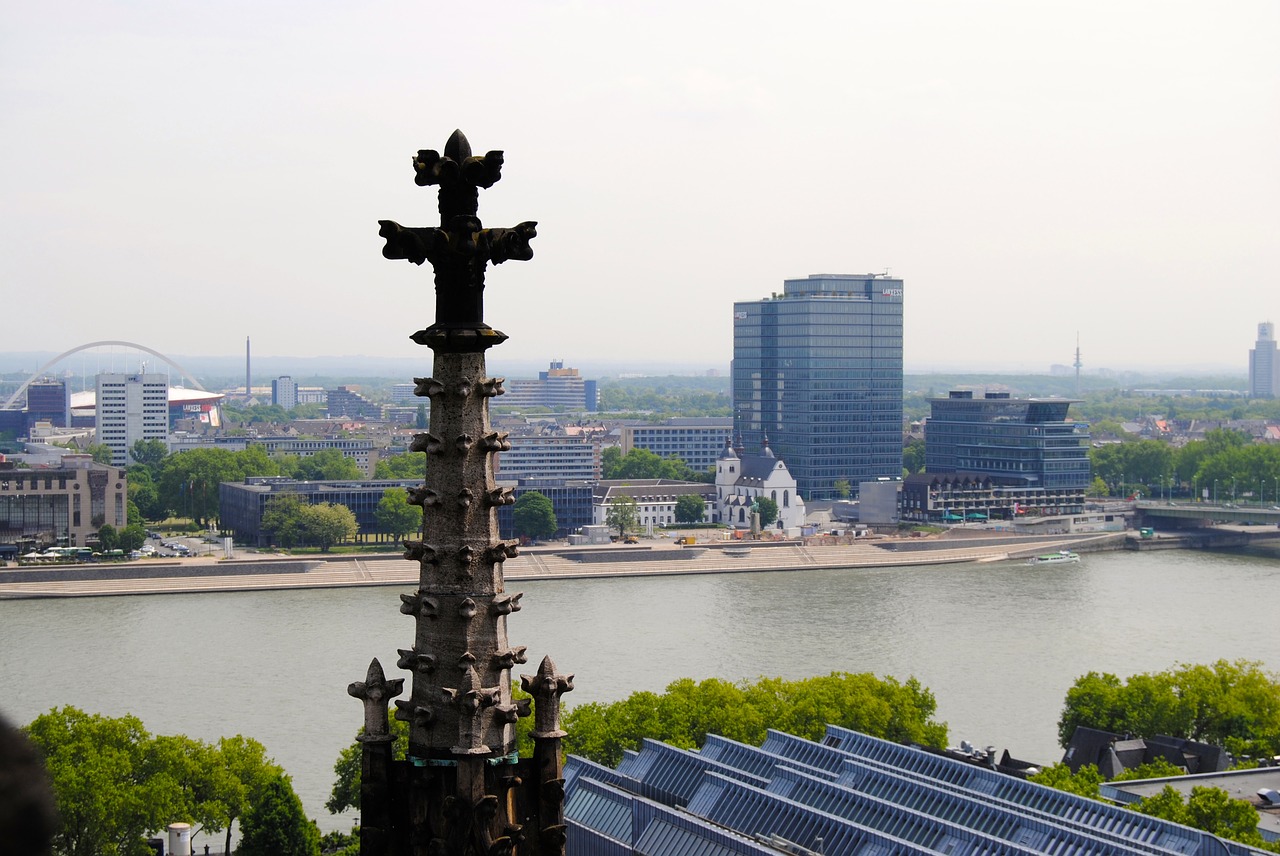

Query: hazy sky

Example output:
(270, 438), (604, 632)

(3, 1), (1277, 375)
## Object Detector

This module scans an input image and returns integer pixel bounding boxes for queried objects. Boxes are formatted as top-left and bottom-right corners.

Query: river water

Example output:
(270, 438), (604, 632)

(2, 548), (1278, 833)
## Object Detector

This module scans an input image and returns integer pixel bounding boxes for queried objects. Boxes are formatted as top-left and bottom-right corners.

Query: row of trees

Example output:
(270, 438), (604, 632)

(261, 497), (359, 552)
(126, 443), (366, 528)
(21, 706), (318, 856)
(1090, 428), (1280, 502)
(601, 447), (709, 482)
(563, 672), (948, 767)
(1057, 659), (1280, 758)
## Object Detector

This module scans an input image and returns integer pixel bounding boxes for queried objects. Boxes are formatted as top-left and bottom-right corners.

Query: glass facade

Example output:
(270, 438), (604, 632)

(924, 392), (1091, 491)
(732, 274), (904, 501)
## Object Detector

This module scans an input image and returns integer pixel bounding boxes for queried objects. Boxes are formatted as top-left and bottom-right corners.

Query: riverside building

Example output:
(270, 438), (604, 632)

(732, 273), (903, 501)
(902, 390), (1091, 522)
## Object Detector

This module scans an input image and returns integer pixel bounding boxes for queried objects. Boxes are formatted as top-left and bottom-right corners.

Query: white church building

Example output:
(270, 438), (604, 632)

(714, 436), (806, 531)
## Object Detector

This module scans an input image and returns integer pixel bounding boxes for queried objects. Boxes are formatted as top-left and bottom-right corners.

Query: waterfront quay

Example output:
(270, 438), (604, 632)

(0, 532), (1123, 599)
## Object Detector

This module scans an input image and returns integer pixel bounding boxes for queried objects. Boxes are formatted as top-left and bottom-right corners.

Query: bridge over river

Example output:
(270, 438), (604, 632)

(1135, 499), (1280, 528)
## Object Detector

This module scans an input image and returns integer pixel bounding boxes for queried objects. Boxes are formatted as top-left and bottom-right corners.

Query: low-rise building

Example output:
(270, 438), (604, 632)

(592, 479), (716, 532)
(219, 476), (420, 546)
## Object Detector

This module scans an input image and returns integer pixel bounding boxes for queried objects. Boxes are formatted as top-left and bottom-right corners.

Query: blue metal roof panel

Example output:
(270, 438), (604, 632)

(769, 764), (1145, 856)
(822, 727), (1235, 856)
(688, 771), (1029, 856)
(566, 779), (638, 845)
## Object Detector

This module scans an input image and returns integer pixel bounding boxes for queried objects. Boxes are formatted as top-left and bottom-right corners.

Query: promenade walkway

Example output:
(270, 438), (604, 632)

(0, 533), (1113, 599)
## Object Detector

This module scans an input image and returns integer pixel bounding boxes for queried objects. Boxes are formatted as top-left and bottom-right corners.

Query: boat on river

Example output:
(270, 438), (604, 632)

(1028, 550), (1080, 565)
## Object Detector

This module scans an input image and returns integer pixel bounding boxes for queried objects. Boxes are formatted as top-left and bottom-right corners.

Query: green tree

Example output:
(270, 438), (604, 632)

(374, 488), (421, 540)
(23, 707), (221, 856)
(755, 496), (779, 527)
(86, 443), (114, 464)
(1058, 660), (1280, 757)
(97, 523), (119, 551)
(674, 493), (706, 524)
(278, 449), (361, 481)
(833, 479), (851, 499)
(158, 448), (278, 527)
(127, 468), (168, 521)
(207, 735), (283, 856)
(375, 453), (423, 480)
(236, 773), (319, 856)
(564, 673), (947, 767)
(513, 491), (558, 540)
(902, 438), (926, 474)
(1133, 785), (1269, 850)
(119, 523), (148, 553)
(605, 495), (638, 537)
(129, 439), (169, 470)
(415, 404), (428, 429)
(262, 495), (307, 547)
(1028, 763), (1104, 799)
(297, 503), (358, 552)
(603, 448), (699, 481)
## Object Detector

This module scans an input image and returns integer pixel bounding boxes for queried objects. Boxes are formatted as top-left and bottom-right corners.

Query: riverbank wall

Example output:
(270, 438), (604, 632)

(0, 530), (1127, 599)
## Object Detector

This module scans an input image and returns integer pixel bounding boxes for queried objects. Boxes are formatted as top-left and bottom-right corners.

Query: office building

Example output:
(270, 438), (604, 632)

(494, 478), (596, 541)
(500, 361), (598, 412)
(1249, 322), (1279, 399)
(24, 378), (71, 429)
(620, 417), (732, 474)
(0, 454), (127, 548)
(219, 476), (420, 546)
(902, 390), (1090, 521)
(732, 273), (903, 501)
(271, 376), (298, 409)
(95, 372), (169, 467)
(496, 429), (602, 481)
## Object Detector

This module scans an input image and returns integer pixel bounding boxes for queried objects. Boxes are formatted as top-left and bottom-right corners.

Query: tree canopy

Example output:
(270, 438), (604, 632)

(602, 447), (705, 482)
(374, 488), (421, 540)
(374, 452), (423, 480)
(22, 707), (282, 856)
(755, 496), (779, 526)
(277, 449), (362, 481)
(673, 493), (706, 524)
(236, 773), (319, 856)
(605, 495), (638, 537)
(564, 673), (948, 767)
(1057, 659), (1280, 757)
(513, 491), (557, 540)
(262, 497), (359, 551)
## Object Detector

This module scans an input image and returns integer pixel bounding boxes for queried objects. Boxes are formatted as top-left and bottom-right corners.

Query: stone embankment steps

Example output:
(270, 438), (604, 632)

(0, 535), (1108, 599)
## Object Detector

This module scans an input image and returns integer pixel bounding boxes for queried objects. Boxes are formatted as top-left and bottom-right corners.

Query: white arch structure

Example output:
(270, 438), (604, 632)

(2, 340), (208, 410)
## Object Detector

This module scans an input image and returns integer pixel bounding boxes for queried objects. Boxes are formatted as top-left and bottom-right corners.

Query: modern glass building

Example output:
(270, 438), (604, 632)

(903, 390), (1091, 522)
(732, 273), (904, 501)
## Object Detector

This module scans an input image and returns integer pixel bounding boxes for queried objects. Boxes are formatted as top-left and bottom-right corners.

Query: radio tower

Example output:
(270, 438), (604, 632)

(1074, 333), (1082, 397)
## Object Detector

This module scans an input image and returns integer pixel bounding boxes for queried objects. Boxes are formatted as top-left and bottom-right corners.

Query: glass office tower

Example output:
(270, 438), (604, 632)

(732, 274), (904, 501)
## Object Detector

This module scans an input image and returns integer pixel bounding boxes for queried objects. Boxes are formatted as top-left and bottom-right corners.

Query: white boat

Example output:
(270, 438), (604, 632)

(1028, 550), (1080, 565)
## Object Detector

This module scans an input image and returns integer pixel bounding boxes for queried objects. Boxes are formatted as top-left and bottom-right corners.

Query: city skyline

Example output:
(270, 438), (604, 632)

(3, 2), (1277, 372)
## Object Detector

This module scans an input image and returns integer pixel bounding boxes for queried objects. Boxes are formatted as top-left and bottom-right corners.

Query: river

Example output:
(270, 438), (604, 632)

(2, 547), (1278, 834)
